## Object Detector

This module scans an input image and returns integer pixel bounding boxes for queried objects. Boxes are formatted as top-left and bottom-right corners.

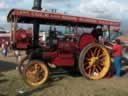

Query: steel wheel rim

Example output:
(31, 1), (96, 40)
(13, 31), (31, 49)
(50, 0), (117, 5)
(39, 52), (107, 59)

(81, 44), (110, 80)
(18, 56), (29, 75)
(25, 62), (48, 87)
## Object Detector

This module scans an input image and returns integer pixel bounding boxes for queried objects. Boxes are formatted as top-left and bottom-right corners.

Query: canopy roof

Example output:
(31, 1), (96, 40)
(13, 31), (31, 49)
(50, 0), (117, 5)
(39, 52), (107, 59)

(7, 9), (120, 27)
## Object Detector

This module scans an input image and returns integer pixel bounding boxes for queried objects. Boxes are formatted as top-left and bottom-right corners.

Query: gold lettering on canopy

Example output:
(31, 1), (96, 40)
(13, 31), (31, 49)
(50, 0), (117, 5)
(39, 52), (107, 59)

(62, 16), (77, 21)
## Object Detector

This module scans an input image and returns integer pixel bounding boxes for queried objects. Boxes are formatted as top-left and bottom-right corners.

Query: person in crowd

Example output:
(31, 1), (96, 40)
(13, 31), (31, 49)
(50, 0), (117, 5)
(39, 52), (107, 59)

(1, 40), (8, 57)
(106, 39), (122, 77)
(14, 50), (21, 63)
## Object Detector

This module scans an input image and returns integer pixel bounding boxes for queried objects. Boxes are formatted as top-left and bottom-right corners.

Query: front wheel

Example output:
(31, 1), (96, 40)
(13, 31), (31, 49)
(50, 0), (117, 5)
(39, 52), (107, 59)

(23, 60), (49, 87)
(79, 43), (110, 80)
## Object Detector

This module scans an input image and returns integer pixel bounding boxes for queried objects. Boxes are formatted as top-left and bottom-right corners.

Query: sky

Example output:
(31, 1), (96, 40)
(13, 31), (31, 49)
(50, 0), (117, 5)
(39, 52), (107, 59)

(0, 0), (128, 32)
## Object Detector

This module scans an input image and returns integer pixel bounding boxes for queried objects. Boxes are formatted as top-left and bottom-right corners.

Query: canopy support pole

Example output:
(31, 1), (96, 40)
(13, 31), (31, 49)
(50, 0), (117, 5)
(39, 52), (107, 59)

(32, 20), (40, 48)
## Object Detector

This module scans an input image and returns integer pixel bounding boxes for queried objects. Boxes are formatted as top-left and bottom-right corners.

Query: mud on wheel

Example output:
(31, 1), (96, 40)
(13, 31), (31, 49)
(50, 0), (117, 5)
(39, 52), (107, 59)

(23, 60), (49, 87)
(79, 43), (110, 80)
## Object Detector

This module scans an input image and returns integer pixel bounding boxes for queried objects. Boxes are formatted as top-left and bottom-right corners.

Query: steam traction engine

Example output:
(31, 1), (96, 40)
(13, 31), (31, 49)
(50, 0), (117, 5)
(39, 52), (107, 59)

(7, 6), (120, 87)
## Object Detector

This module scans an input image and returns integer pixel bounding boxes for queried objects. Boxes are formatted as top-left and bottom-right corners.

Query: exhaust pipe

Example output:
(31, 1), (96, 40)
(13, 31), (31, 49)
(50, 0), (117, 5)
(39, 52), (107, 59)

(32, 0), (42, 10)
(32, 0), (42, 48)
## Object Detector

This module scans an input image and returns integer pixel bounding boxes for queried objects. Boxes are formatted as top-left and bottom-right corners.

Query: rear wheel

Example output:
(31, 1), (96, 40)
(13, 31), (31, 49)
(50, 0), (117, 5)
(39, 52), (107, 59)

(23, 60), (49, 87)
(79, 43), (110, 80)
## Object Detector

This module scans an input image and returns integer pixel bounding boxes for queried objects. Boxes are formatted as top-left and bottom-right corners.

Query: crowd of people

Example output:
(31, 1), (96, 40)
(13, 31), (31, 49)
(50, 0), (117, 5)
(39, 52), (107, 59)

(1, 39), (9, 57)
(0, 40), (21, 63)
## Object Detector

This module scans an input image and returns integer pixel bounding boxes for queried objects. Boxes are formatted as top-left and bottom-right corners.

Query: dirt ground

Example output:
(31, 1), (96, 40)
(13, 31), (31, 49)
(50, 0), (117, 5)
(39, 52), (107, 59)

(0, 51), (128, 96)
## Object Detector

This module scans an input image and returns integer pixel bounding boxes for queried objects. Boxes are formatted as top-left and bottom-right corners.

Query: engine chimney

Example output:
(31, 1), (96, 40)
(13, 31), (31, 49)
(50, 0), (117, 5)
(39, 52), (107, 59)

(32, 0), (42, 48)
(32, 0), (42, 10)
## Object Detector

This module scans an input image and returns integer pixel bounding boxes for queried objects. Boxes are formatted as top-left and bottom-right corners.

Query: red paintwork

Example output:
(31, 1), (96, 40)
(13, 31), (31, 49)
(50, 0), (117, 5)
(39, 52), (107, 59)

(7, 9), (120, 27)
(53, 53), (74, 66)
(15, 29), (27, 40)
(42, 50), (74, 66)
(78, 33), (95, 50)
(15, 29), (31, 49)
(49, 34), (95, 66)
(14, 28), (45, 49)
(58, 41), (77, 52)
(16, 42), (29, 49)
(37, 35), (78, 67)
(42, 40), (77, 66)
(43, 51), (58, 59)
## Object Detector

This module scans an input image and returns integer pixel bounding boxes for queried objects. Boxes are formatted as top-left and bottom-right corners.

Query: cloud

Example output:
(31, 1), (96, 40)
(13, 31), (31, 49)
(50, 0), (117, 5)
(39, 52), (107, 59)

(0, 0), (25, 11)
(0, 15), (7, 24)
(0, 0), (23, 4)
(0, 0), (128, 32)
(41, 0), (128, 32)
(72, 0), (128, 32)
(0, 1), (8, 8)
(44, 0), (74, 7)
(45, 0), (69, 3)
(0, 1), (9, 12)
(42, 0), (77, 16)
(77, 0), (128, 20)
(0, 0), (32, 23)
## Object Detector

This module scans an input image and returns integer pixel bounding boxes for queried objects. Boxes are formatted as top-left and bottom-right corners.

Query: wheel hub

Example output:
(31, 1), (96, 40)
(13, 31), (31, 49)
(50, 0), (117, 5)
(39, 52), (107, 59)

(89, 57), (98, 66)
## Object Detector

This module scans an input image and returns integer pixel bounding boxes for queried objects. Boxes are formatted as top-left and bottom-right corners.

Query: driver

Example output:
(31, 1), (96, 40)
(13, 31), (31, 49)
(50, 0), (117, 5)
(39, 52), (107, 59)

(46, 27), (58, 49)
(91, 26), (103, 42)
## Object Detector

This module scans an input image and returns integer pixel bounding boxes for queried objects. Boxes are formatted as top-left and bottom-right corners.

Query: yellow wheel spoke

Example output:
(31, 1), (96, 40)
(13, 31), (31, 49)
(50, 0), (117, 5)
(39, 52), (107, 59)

(34, 64), (38, 70)
(97, 48), (101, 56)
(94, 48), (97, 56)
(99, 54), (105, 58)
(96, 65), (102, 71)
(90, 50), (94, 57)
(84, 62), (89, 66)
(95, 68), (99, 73)
(85, 65), (91, 70)
(88, 68), (92, 75)
(26, 71), (36, 81)
(86, 58), (91, 61)
(92, 66), (95, 74)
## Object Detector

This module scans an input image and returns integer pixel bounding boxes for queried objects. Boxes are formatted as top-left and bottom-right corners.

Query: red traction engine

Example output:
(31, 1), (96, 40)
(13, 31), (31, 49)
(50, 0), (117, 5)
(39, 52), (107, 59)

(7, 0), (120, 88)
(19, 31), (110, 87)
(7, 1), (112, 87)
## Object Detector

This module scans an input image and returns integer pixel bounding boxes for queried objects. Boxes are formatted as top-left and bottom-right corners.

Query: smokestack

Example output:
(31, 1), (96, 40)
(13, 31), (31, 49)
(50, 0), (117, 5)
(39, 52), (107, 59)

(32, 0), (42, 10)
(32, 0), (42, 48)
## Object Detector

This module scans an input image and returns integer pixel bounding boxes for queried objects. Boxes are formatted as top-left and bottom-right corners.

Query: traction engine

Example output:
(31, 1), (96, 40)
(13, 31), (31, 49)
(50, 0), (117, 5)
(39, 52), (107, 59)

(7, 0), (119, 87)
(19, 28), (110, 87)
